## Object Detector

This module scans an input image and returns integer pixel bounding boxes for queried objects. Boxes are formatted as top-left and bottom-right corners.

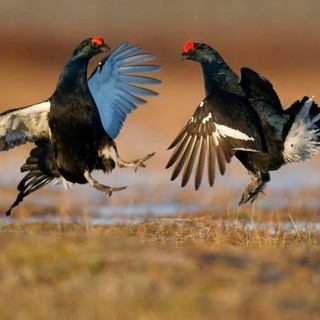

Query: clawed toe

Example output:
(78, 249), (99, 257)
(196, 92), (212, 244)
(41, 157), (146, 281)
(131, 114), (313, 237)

(91, 182), (127, 196)
(118, 152), (155, 171)
(106, 185), (127, 196)
(238, 172), (270, 206)
(84, 169), (127, 196)
(238, 189), (259, 206)
(133, 152), (155, 171)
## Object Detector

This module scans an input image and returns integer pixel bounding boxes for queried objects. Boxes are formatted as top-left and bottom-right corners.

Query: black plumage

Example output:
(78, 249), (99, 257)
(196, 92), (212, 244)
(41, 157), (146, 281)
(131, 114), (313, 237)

(167, 41), (320, 204)
(1, 37), (160, 215)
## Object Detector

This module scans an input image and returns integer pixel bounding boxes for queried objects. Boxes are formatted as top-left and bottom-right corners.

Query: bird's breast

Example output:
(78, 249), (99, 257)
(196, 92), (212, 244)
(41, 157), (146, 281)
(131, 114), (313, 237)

(48, 97), (102, 180)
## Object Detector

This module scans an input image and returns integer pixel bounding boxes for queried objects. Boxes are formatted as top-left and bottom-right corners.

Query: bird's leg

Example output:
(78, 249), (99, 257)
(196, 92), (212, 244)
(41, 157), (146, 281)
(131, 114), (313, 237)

(83, 170), (127, 196)
(117, 152), (155, 172)
(99, 143), (155, 172)
(238, 171), (270, 206)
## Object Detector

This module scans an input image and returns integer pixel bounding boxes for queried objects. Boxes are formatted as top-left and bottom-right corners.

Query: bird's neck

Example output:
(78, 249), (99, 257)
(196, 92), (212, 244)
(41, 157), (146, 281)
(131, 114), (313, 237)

(55, 56), (90, 94)
(200, 61), (243, 97)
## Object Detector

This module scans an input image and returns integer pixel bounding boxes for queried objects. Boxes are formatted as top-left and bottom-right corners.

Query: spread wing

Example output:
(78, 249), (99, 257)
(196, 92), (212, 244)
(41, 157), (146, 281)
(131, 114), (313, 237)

(166, 94), (266, 190)
(0, 101), (51, 151)
(88, 41), (161, 140)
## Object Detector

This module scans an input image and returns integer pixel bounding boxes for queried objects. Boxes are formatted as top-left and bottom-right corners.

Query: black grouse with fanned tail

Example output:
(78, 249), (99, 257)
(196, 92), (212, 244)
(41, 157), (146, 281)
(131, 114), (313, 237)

(166, 41), (320, 204)
(0, 37), (161, 215)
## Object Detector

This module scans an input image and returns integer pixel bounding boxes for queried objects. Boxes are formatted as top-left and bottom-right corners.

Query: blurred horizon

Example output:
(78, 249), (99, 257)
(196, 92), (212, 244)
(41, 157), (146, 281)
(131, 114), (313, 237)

(1, 1), (320, 104)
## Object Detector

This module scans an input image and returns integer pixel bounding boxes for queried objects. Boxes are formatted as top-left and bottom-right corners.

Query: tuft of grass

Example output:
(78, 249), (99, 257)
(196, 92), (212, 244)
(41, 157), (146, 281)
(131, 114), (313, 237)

(2, 211), (318, 247)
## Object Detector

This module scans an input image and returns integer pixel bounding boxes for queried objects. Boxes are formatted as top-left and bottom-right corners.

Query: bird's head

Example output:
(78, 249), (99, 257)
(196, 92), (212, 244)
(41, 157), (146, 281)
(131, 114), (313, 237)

(181, 41), (222, 64)
(72, 37), (111, 60)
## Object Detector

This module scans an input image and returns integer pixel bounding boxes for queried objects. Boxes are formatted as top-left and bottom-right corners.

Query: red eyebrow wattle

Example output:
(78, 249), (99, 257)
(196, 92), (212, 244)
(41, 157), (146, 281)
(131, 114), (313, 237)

(92, 37), (104, 45)
(183, 41), (195, 53)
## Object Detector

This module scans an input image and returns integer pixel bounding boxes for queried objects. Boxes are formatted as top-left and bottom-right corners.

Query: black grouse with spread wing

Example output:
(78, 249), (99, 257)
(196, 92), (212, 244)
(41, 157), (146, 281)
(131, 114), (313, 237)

(166, 41), (320, 204)
(0, 37), (160, 215)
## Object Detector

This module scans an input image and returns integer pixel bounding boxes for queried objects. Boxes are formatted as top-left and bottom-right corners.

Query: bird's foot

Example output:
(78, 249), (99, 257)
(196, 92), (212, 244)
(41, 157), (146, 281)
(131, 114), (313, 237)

(238, 172), (270, 206)
(84, 170), (127, 196)
(94, 183), (127, 196)
(118, 152), (155, 172)
(238, 182), (263, 206)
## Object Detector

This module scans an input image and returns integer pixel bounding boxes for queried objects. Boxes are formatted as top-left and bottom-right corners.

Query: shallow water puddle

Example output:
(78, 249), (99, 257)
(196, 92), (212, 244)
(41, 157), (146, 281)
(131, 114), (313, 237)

(0, 202), (198, 226)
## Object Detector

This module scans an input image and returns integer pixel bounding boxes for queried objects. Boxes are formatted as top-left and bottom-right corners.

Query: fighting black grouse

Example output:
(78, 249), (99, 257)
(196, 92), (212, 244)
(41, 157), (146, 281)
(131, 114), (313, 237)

(0, 37), (161, 215)
(166, 41), (320, 204)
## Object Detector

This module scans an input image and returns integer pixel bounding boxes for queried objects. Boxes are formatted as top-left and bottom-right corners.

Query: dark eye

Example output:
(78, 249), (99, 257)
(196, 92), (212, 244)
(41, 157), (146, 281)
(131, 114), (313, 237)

(91, 42), (99, 48)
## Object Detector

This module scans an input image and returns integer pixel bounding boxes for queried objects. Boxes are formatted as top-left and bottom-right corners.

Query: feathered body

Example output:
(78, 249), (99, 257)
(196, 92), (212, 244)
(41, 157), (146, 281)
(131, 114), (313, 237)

(0, 37), (161, 215)
(167, 41), (320, 204)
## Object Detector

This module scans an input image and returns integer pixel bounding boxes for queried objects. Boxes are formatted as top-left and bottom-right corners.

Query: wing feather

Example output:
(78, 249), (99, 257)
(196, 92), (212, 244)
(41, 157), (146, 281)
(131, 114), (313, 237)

(207, 135), (216, 187)
(0, 101), (50, 151)
(195, 136), (206, 190)
(182, 136), (200, 187)
(118, 74), (161, 85)
(118, 82), (159, 97)
(120, 53), (157, 65)
(166, 96), (265, 189)
(170, 136), (192, 181)
(120, 65), (160, 73)
(88, 42), (161, 139)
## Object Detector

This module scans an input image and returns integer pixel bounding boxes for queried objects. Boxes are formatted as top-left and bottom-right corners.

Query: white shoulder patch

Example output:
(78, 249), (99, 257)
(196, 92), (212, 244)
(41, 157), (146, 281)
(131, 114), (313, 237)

(215, 123), (255, 141)
(202, 113), (212, 124)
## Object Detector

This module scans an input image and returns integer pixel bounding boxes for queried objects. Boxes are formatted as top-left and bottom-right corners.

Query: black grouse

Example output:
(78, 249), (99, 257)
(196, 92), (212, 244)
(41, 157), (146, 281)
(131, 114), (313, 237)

(166, 41), (320, 204)
(0, 37), (161, 215)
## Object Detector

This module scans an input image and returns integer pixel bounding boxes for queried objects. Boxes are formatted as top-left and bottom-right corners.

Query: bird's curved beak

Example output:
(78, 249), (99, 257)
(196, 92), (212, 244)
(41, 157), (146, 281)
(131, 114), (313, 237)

(180, 52), (189, 60)
(101, 43), (111, 52)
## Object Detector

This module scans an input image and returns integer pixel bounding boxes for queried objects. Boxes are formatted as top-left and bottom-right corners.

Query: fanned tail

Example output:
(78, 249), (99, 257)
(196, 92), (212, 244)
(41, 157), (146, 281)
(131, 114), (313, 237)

(6, 140), (59, 215)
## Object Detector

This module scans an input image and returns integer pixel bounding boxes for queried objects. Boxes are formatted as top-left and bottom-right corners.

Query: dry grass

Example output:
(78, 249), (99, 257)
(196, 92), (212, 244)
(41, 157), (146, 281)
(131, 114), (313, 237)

(0, 211), (319, 320)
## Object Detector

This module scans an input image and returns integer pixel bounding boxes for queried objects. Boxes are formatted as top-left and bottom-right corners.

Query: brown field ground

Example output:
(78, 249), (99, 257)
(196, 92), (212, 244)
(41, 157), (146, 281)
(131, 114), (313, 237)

(0, 214), (319, 320)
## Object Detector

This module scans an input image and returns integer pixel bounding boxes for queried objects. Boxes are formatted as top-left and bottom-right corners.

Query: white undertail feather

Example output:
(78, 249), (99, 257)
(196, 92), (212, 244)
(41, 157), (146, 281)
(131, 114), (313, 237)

(53, 177), (73, 190)
(283, 97), (320, 163)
